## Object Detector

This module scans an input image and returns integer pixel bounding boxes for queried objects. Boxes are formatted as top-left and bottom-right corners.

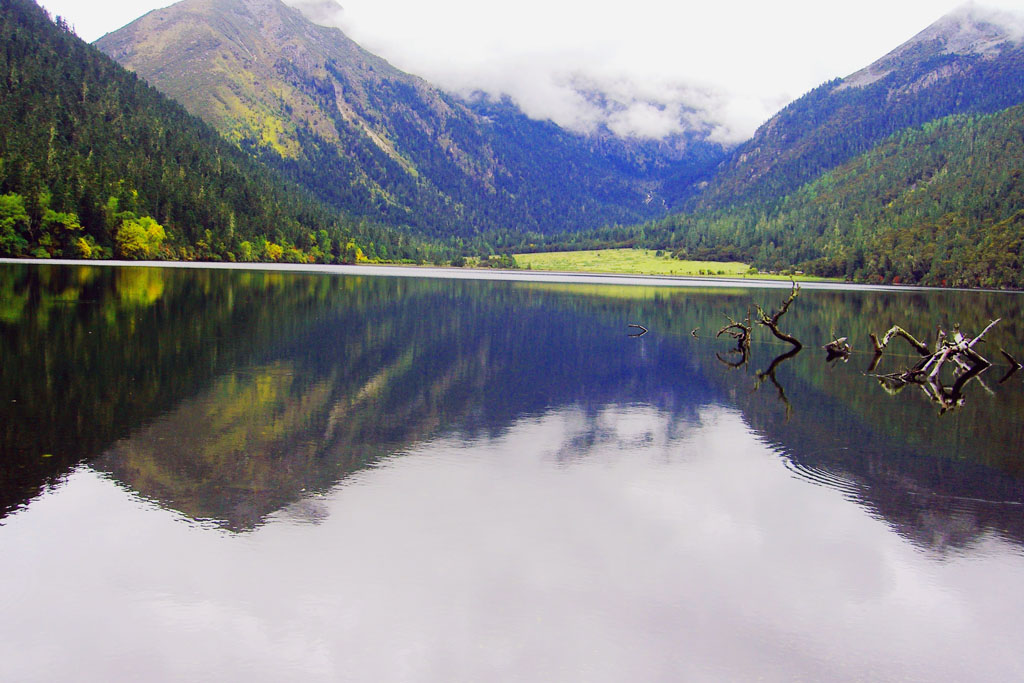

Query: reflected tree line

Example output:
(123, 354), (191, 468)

(2, 264), (721, 529)
(0, 264), (365, 517)
(2, 264), (1023, 552)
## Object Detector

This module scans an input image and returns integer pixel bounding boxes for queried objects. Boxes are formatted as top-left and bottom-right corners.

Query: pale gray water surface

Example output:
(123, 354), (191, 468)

(1, 263), (1023, 681)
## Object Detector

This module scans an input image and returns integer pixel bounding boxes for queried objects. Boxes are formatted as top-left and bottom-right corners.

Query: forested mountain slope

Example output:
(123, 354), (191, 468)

(645, 104), (1024, 288)
(692, 6), (1024, 211)
(546, 6), (1024, 289)
(96, 0), (725, 239)
(0, 0), (422, 262)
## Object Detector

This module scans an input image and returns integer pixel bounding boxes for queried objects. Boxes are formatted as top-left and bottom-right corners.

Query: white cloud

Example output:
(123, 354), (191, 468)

(293, 0), (1024, 143)
(36, 0), (1024, 143)
(286, 0), (345, 26)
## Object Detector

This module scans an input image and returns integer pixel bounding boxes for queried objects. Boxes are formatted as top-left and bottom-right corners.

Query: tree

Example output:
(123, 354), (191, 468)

(115, 216), (166, 259)
(0, 193), (31, 256)
(39, 208), (83, 256)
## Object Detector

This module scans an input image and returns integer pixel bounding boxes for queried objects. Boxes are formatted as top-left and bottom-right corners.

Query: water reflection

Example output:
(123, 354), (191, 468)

(3, 264), (1024, 545)
(4, 263), (1024, 678)
(3, 406), (1023, 681)
(753, 347), (801, 419)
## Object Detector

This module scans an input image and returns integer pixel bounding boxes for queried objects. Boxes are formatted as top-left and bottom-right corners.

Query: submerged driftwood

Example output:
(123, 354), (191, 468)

(824, 336), (852, 363)
(868, 319), (1001, 413)
(716, 309), (752, 370)
(717, 310), (751, 352)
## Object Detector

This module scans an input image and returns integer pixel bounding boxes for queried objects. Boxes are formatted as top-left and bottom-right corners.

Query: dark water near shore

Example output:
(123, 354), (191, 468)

(2, 263), (1023, 681)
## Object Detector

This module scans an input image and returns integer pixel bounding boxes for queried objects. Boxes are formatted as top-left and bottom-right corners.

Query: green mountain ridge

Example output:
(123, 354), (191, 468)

(4, 0), (1024, 287)
(0, 0), (429, 263)
(96, 0), (725, 239)
(585, 104), (1024, 288)
(692, 5), (1024, 212)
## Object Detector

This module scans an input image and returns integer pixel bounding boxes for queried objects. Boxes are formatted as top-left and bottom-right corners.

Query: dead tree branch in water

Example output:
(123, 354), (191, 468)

(869, 319), (1001, 413)
(870, 326), (931, 356)
(715, 309), (752, 369)
(717, 310), (751, 352)
(628, 324), (648, 338)
(824, 337), (851, 363)
(755, 282), (802, 350)
(868, 325), (932, 373)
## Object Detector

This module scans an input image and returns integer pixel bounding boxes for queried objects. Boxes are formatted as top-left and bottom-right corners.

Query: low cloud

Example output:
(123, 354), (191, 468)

(426, 62), (781, 146)
(286, 0), (346, 26)
(941, 3), (1024, 46)
(283, 0), (783, 144)
(284, 0), (1024, 146)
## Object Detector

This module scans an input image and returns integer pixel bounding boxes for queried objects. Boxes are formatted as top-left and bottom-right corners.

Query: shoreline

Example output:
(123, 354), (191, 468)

(2, 258), (1020, 295)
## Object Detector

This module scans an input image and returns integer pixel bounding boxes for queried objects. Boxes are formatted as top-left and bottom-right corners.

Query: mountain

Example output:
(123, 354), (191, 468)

(0, 0), (424, 262)
(692, 4), (1024, 210)
(95, 0), (726, 239)
(642, 104), (1024, 287)
(558, 5), (1024, 289)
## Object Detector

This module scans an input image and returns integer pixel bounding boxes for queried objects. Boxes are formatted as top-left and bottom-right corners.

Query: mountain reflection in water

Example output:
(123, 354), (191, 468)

(2, 263), (1024, 680)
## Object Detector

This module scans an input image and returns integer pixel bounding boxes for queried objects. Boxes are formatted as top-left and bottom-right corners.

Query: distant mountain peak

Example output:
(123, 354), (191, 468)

(839, 3), (1024, 90)
(920, 3), (1024, 55)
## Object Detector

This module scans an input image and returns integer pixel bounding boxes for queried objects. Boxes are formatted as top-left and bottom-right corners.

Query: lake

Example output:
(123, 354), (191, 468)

(2, 261), (1023, 681)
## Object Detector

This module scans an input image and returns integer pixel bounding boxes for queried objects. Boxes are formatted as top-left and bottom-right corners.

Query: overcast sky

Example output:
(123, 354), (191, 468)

(37, 0), (1024, 144)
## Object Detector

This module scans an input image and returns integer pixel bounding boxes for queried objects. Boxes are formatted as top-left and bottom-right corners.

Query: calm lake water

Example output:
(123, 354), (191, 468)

(2, 262), (1024, 681)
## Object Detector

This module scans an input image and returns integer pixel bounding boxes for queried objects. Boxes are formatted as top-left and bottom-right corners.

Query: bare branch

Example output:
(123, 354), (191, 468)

(870, 326), (930, 356)
(867, 320), (1001, 413)
(755, 281), (802, 350)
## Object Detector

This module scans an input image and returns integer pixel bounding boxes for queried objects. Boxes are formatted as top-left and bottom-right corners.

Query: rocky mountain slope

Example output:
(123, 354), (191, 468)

(97, 0), (725, 238)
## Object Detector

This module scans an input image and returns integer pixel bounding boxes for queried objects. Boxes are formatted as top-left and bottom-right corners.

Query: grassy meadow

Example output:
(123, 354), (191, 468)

(512, 249), (752, 277)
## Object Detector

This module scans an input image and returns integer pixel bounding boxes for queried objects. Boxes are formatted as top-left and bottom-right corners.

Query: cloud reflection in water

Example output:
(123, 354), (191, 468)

(2, 403), (1023, 681)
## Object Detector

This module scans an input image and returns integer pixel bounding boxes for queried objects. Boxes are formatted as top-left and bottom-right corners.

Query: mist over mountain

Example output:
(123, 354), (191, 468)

(552, 5), (1024, 288)
(280, 0), (771, 146)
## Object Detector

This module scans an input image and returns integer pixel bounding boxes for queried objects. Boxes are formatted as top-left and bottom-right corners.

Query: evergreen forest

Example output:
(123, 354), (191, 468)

(517, 106), (1024, 288)
(0, 0), (437, 264)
